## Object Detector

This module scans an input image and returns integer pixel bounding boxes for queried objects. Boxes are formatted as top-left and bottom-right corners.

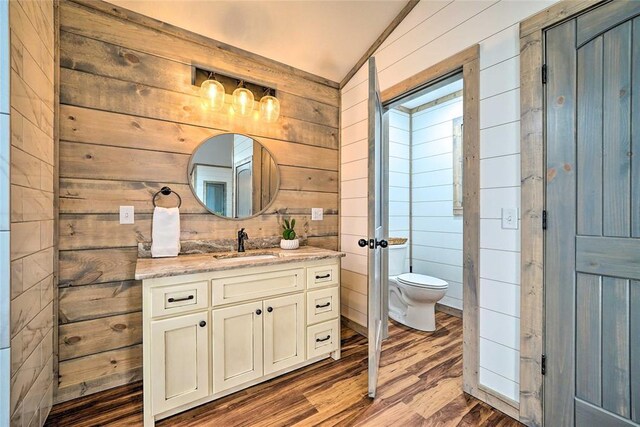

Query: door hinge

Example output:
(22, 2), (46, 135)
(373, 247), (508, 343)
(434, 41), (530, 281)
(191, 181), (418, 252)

(541, 64), (548, 84)
(542, 210), (548, 230)
(541, 354), (546, 375)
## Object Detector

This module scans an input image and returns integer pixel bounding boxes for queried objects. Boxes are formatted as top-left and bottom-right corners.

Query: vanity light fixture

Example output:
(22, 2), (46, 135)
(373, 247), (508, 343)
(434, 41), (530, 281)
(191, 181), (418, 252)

(231, 80), (254, 117)
(192, 66), (279, 122)
(259, 88), (280, 123)
(199, 72), (226, 112)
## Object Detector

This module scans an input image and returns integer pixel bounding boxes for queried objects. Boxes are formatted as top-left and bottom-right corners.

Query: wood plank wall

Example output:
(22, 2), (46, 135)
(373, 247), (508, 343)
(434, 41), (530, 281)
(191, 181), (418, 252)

(56, 0), (340, 402)
(9, 0), (56, 425)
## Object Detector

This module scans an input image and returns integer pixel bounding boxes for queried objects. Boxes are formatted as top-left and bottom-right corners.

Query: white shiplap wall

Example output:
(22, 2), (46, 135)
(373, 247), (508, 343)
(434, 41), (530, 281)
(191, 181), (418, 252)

(339, 0), (557, 403)
(411, 96), (464, 310)
(388, 110), (410, 239)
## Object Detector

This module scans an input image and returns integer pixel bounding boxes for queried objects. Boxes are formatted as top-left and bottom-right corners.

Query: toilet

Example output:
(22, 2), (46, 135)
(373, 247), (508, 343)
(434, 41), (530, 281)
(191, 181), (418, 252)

(388, 242), (448, 332)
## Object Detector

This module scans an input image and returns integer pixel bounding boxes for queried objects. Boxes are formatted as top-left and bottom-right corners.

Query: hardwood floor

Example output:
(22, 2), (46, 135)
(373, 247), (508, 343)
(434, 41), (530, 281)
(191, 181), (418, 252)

(45, 312), (521, 426)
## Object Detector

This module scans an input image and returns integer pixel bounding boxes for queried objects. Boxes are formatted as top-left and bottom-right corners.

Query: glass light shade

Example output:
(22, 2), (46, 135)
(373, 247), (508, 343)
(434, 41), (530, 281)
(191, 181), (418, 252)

(200, 79), (225, 112)
(259, 95), (280, 123)
(232, 87), (254, 117)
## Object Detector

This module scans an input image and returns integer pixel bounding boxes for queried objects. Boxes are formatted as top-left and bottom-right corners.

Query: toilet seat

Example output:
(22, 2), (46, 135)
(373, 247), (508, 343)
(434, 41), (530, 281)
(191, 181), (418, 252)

(397, 273), (448, 289)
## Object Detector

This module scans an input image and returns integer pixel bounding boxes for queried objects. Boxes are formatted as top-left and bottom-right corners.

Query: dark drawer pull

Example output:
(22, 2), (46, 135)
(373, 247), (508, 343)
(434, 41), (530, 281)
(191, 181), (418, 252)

(167, 295), (194, 303)
(316, 335), (331, 343)
(315, 273), (331, 280)
(315, 302), (331, 309)
(199, 320), (206, 328)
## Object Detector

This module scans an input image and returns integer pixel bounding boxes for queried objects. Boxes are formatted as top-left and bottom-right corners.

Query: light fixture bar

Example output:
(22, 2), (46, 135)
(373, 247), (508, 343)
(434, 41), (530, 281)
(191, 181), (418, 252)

(192, 65), (276, 101)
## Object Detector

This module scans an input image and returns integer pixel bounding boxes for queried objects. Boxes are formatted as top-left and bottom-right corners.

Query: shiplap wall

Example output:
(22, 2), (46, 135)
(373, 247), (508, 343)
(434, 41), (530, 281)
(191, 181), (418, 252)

(8, 0), (56, 425)
(388, 110), (410, 239)
(411, 97), (464, 310)
(57, 0), (339, 401)
(340, 0), (557, 402)
(0, 1), (9, 423)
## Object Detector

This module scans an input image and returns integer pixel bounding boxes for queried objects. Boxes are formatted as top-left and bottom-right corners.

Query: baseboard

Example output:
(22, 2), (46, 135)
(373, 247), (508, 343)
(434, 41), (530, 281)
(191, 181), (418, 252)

(436, 303), (462, 318)
(341, 315), (367, 337)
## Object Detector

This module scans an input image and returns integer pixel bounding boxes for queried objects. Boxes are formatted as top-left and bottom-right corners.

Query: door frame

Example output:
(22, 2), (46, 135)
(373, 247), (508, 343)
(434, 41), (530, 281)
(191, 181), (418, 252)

(519, 1), (608, 426)
(381, 45), (498, 416)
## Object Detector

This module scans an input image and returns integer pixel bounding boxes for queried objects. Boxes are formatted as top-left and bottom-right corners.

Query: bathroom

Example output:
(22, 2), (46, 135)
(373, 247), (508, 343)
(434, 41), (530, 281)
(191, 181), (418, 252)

(3, 1), (639, 427)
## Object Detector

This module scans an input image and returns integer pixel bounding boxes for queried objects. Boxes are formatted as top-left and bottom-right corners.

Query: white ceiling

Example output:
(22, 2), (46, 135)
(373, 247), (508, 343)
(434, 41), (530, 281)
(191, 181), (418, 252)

(400, 77), (463, 109)
(107, 0), (409, 83)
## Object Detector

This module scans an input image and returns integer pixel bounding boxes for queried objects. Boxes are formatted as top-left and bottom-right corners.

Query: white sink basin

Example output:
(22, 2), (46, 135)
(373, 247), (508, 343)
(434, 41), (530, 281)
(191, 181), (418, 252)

(213, 253), (279, 262)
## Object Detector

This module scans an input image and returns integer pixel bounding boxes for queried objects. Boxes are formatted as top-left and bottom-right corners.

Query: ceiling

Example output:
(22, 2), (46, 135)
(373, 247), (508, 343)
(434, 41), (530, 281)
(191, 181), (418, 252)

(107, 0), (409, 83)
(400, 76), (463, 110)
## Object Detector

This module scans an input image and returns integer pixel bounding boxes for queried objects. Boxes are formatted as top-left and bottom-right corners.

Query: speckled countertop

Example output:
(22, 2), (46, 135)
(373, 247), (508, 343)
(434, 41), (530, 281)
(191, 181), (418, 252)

(135, 246), (345, 280)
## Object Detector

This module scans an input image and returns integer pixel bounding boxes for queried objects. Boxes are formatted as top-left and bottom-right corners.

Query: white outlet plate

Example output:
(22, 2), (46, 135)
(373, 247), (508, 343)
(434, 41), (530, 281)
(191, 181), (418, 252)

(311, 208), (323, 221)
(501, 207), (518, 229)
(120, 206), (135, 224)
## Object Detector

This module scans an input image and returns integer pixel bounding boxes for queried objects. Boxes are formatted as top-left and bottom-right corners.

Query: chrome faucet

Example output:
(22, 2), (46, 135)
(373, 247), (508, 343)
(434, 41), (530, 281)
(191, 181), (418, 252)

(237, 228), (248, 252)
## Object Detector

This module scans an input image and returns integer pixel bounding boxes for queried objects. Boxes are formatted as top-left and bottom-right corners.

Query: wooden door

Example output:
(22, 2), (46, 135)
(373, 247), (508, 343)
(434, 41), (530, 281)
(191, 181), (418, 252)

(366, 56), (389, 398)
(263, 293), (305, 374)
(150, 312), (209, 414)
(212, 301), (263, 392)
(545, 3), (640, 426)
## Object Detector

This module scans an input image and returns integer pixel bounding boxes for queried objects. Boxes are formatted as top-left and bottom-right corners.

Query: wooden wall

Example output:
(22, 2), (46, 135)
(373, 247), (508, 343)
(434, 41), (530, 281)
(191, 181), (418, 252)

(9, 0), (56, 425)
(56, 0), (340, 402)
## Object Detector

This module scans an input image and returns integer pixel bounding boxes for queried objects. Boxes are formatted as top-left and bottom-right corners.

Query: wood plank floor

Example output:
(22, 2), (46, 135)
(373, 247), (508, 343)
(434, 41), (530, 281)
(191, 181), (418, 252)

(45, 312), (521, 426)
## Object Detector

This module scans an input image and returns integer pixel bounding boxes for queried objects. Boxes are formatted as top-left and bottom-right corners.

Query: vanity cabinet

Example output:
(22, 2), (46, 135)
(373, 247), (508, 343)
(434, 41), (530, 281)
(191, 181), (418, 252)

(149, 311), (209, 414)
(213, 293), (305, 392)
(139, 256), (342, 426)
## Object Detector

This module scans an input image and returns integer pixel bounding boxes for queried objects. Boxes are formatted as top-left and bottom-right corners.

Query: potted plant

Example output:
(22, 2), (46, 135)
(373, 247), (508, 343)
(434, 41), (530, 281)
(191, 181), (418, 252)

(280, 217), (299, 250)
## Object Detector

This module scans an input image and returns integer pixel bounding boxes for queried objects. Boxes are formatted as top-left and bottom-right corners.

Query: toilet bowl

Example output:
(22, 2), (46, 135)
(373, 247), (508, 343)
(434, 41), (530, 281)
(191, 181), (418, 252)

(388, 242), (448, 332)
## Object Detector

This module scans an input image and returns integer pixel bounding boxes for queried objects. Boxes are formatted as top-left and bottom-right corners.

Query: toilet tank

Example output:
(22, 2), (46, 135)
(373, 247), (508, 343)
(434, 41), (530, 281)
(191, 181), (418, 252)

(388, 243), (408, 276)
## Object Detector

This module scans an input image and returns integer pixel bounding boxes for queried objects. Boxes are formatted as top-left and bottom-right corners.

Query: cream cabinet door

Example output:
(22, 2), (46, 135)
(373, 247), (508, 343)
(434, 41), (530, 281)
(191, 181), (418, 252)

(263, 293), (305, 375)
(212, 301), (263, 392)
(150, 311), (209, 415)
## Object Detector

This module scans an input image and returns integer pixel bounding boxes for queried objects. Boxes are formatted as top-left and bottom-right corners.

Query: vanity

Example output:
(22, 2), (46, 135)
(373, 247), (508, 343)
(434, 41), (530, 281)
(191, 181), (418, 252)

(135, 246), (345, 426)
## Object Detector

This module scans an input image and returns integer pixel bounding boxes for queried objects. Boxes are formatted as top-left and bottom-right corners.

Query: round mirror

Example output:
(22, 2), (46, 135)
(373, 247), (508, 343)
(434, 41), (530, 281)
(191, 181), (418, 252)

(188, 133), (279, 219)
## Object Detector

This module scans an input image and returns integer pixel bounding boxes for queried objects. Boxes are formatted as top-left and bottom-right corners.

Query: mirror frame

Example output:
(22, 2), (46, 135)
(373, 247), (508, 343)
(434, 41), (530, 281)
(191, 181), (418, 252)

(187, 132), (281, 220)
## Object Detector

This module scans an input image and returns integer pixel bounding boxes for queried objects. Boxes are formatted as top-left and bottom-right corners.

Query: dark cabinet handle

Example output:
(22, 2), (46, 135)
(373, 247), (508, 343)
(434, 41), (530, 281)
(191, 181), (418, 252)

(267, 307), (273, 312)
(256, 309), (262, 315)
(357, 239), (369, 248)
(199, 320), (206, 327)
(315, 302), (331, 309)
(315, 274), (331, 280)
(167, 295), (194, 303)
(316, 335), (331, 343)
(376, 239), (388, 249)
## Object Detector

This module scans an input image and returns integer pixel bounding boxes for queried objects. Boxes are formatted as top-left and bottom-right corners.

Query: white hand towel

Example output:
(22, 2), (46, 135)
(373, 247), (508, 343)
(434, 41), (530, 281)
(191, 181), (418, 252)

(151, 206), (181, 258)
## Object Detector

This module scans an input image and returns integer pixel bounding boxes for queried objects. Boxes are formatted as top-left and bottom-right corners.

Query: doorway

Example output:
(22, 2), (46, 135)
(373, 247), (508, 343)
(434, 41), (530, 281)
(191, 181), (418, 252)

(364, 45), (495, 414)
(385, 74), (465, 323)
(544, 2), (640, 426)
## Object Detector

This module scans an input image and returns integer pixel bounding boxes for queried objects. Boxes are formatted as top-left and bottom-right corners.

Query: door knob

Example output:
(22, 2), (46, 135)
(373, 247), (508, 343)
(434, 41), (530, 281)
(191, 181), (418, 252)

(376, 239), (388, 249)
(267, 307), (273, 312)
(199, 321), (206, 327)
(256, 309), (262, 315)
(358, 239), (369, 248)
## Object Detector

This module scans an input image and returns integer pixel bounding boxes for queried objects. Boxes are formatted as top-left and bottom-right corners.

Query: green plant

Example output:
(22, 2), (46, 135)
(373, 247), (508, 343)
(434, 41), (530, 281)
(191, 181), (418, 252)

(282, 218), (297, 240)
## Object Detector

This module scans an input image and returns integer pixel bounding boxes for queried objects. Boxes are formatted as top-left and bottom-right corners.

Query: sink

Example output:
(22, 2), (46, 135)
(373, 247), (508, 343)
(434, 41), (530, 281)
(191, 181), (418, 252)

(213, 253), (279, 262)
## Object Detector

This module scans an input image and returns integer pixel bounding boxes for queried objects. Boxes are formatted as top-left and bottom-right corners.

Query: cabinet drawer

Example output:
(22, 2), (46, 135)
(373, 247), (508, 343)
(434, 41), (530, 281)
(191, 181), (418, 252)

(306, 263), (339, 289)
(306, 287), (339, 325)
(151, 281), (208, 318)
(212, 268), (305, 306)
(307, 319), (340, 359)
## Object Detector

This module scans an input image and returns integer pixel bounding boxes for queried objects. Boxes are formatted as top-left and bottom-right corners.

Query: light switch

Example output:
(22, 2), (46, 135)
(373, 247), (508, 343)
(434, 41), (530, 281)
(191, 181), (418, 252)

(501, 207), (518, 229)
(311, 208), (323, 221)
(120, 206), (135, 224)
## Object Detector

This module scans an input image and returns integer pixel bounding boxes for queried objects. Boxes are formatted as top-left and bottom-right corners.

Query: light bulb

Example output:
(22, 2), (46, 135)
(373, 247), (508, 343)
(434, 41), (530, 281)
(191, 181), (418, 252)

(259, 94), (280, 123)
(232, 86), (254, 117)
(199, 79), (225, 112)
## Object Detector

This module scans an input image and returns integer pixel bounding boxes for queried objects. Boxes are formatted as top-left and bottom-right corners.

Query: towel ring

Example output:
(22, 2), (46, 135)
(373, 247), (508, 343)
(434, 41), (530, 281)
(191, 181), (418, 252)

(152, 186), (182, 208)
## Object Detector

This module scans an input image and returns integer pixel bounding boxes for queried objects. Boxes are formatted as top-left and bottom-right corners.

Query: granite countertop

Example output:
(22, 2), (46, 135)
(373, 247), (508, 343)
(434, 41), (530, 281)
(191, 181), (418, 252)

(134, 246), (346, 280)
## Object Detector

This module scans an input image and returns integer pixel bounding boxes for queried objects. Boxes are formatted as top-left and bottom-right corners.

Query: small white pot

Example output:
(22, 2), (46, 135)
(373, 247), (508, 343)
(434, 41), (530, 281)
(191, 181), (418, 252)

(280, 238), (300, 250)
